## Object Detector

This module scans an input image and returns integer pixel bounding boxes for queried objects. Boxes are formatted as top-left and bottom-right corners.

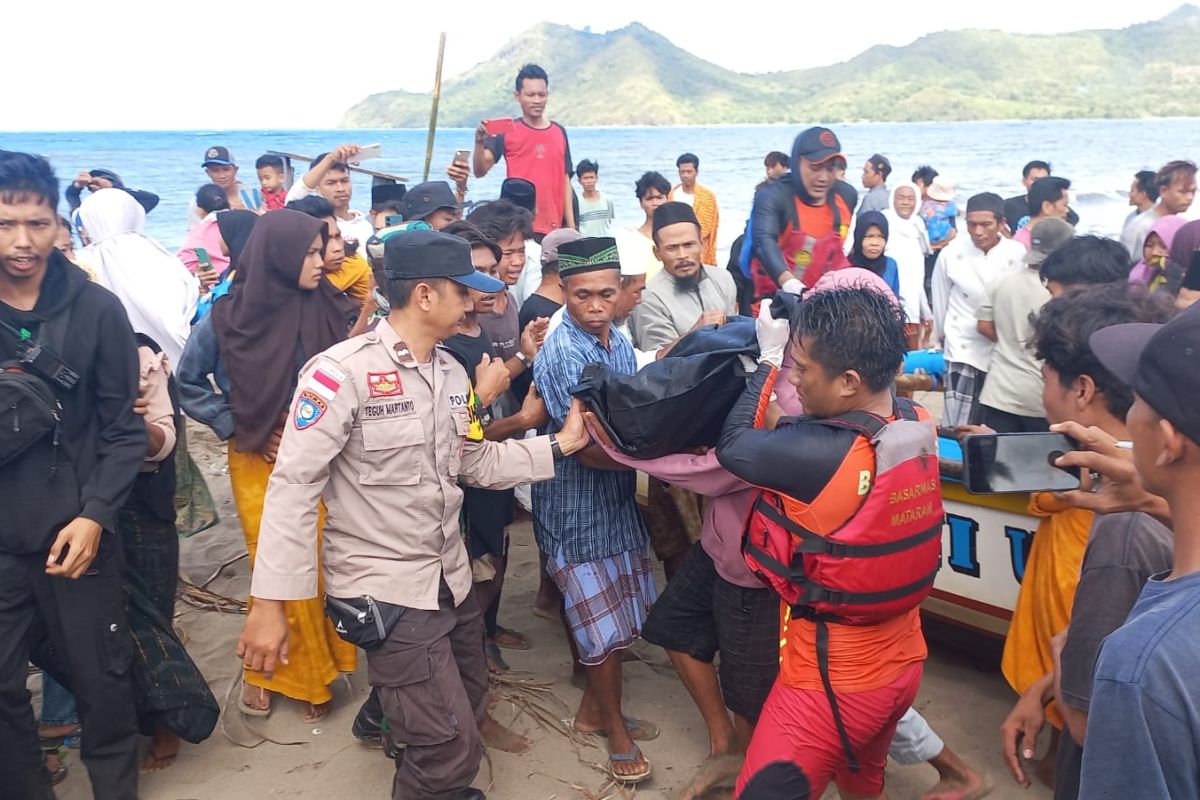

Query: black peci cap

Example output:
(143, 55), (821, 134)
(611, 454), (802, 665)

(500, 178), (537, 213)
(372, 182), (408, 208)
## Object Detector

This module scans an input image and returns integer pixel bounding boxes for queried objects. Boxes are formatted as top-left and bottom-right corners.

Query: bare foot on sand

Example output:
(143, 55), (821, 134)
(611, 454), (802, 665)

(481, 713), (531, 753)
(922, 770), (992, 800)
(302, 702), (331, 723)
(679, 752), (743, 800)
(140, 728), (181, 773)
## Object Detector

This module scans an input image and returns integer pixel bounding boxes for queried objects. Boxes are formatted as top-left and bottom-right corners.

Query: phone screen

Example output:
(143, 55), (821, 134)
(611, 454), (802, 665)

(963, 433), (1081, 494)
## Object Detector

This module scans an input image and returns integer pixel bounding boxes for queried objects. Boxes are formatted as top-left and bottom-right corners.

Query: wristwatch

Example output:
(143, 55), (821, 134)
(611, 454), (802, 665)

(515, 351), (530, 368)
(549, 434), (564, 461)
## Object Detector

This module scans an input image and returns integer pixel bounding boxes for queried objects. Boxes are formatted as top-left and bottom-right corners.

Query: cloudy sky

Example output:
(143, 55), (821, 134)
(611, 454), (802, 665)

(7, 0), (1186, 131)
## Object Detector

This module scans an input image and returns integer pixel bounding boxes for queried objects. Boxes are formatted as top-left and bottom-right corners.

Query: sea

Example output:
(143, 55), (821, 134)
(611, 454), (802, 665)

(4, 118), (1199, 255)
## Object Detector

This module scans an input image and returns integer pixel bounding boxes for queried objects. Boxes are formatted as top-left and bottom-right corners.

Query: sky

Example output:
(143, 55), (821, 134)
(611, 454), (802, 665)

(6, 0), (1189, 131)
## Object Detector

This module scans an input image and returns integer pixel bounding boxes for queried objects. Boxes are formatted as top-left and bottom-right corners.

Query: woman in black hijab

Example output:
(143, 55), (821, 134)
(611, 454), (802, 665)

(849, 210), (900, 297)
(177, 209), (357, 719)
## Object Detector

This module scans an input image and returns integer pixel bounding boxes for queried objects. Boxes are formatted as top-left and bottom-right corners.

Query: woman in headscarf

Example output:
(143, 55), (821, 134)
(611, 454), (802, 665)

(78, 188), (199, 367)
(177, 209), (357, 720)
(884, 182), (934, 349)
(848, 210), (900, 298)
(1128, 215), (1187, 291)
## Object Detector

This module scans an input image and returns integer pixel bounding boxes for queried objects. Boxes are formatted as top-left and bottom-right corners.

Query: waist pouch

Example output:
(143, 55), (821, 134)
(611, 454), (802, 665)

(324, 595), (405, 650)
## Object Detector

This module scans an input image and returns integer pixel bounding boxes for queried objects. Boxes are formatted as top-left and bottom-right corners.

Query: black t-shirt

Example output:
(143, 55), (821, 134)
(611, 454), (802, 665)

(519, 293), (561, 335)
(1053, 511), (1174, 800)
(443, 329), (494, 412)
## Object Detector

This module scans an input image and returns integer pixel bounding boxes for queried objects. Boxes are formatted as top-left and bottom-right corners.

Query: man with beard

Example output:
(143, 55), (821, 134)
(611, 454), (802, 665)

(632, 202), (737, 351)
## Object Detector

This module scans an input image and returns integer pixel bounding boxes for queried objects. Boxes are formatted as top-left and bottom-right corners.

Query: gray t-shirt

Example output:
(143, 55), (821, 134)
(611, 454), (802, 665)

(1054, 511), (1174, 800)
(977, 267), (1051, 419)
(1080, 569), (1200, 799)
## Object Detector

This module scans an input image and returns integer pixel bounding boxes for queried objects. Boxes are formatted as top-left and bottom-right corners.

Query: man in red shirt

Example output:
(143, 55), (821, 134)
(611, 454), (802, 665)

(473, 64), (575, 239)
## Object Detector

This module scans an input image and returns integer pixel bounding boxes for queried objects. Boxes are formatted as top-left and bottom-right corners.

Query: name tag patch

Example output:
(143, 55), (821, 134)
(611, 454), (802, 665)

(363, 398), (416, 419)
(294, 390), (328, 430)
(367, 370), (403, 398)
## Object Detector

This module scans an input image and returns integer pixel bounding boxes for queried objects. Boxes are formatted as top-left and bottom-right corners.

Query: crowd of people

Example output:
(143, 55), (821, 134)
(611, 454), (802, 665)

(2, 57), (1200, 800)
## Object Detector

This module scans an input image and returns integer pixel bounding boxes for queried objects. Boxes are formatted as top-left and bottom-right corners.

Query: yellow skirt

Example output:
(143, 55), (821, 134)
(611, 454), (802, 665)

(228, 441), (358, 705)
(1000, 494), (1093, 728)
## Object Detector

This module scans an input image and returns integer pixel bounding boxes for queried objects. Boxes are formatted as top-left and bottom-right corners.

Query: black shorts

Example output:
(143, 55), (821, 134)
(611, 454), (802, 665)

(462, 486), (514, 559)
(641, 542), (779, 721)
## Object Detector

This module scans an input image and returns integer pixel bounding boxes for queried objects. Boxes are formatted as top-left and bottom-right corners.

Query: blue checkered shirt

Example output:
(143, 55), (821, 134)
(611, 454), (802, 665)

(531, 313), (648, 563)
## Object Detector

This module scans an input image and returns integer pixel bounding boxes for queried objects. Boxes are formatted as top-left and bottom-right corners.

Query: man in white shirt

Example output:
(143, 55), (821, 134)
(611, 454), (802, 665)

(932, 192), (1026, 427)
(632, 203), (737, 351)
(1119, 170), (1160, 256)
(285, 145), (375, 249)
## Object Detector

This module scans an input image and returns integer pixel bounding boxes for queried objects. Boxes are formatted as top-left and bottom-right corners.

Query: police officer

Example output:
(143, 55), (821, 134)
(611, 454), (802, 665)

(237, 229), (590, 800)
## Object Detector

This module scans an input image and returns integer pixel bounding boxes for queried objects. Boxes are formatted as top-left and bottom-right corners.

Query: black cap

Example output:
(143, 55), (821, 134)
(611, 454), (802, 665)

(88, 168), (124, 187)
(202, 146), (235, 167)
(868, 153), (892, 179)
(1090, 307), (1200, 446)
(372, 182), (408, 208)
(966, 192), (1005, 217)
(652, 201), (700, 237)
(403, 181), (460, 221)
(793, 127), (845, 165)
(500, 178), (537, 213)
(382, 229), (504, 293)
(558, 237), (621, 278)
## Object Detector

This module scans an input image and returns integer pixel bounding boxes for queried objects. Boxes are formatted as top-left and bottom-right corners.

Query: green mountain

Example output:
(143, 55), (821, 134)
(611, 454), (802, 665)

(342, 7), (1200, 127)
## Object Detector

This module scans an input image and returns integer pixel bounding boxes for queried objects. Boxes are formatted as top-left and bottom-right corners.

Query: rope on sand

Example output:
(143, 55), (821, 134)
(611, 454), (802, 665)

(177, 553), (250, 614)
(490, 672), (636, 800)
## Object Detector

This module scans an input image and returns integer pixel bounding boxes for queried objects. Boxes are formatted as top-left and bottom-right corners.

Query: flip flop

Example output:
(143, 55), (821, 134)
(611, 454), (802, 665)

(609, 742), (652, 785)
(490, 626), (532, 651)
(237, 684), (271, 717)
(567, 715), (660, 741)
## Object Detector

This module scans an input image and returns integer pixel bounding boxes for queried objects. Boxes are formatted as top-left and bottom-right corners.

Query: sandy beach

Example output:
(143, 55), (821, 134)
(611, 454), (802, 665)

(41, 420), (1051, 800)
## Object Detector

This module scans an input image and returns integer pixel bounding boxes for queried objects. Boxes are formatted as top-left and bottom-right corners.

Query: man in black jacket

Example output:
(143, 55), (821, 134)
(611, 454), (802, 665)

(0, 151), (146, 799)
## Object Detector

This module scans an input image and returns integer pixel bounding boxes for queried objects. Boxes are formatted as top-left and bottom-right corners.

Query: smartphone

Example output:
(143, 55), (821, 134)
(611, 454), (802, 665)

(484, 118), (515, 137)
(454, 148), (471, 165)
(962, 433), (1081, 494)
(354, 143), (382, 162)
(195, 247), (215, 274)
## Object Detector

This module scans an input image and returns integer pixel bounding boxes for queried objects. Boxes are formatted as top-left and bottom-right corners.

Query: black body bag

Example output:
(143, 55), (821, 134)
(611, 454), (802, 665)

(325, 595), (405, 650)
(568, 317), (758, 460)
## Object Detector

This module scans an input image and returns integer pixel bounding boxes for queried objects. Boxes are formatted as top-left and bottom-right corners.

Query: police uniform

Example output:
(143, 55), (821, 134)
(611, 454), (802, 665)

(250, 233), (556, 800)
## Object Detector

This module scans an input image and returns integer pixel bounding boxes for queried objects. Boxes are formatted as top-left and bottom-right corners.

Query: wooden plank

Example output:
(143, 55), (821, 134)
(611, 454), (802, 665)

(266, 150), (408, 184)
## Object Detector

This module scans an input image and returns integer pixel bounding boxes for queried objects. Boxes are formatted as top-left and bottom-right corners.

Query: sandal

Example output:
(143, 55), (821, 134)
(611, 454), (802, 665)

(609, 742), (652, 784)
(490, 626), (531, 651)
(237, 683), (271, 717)
(567, 715), (659, 741)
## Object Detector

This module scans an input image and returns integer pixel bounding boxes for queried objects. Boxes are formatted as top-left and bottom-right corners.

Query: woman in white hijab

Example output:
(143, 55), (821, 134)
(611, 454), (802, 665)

(78, 188), (199, 366)
(883, 181), (933, 348)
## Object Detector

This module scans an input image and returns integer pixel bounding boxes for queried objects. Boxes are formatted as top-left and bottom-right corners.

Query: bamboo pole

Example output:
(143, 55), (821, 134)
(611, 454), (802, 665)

(422, 32), (448, 182)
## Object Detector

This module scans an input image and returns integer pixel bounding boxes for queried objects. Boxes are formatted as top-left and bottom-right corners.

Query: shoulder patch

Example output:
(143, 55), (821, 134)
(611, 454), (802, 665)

(294, 390), (328, 430)
(307, 363), (344, 401)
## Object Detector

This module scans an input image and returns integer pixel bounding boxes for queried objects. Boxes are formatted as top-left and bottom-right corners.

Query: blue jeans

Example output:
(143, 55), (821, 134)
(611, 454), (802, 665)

(40, 674), (78, 728)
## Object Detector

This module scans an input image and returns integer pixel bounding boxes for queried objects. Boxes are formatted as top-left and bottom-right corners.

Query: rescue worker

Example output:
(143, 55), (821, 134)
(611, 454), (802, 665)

(717, 286), (942, 800)
(235, 229), (590, 800)
(749, 127), (853, 303)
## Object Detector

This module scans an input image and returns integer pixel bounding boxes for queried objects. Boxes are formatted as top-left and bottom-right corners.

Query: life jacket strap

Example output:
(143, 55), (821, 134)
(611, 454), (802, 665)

(754, 499), (944, 558)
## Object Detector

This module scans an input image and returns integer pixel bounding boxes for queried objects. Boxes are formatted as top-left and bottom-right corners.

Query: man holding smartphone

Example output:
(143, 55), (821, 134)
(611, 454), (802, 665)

(473, 63), (575, 239)
(286, 145), (376, 248)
